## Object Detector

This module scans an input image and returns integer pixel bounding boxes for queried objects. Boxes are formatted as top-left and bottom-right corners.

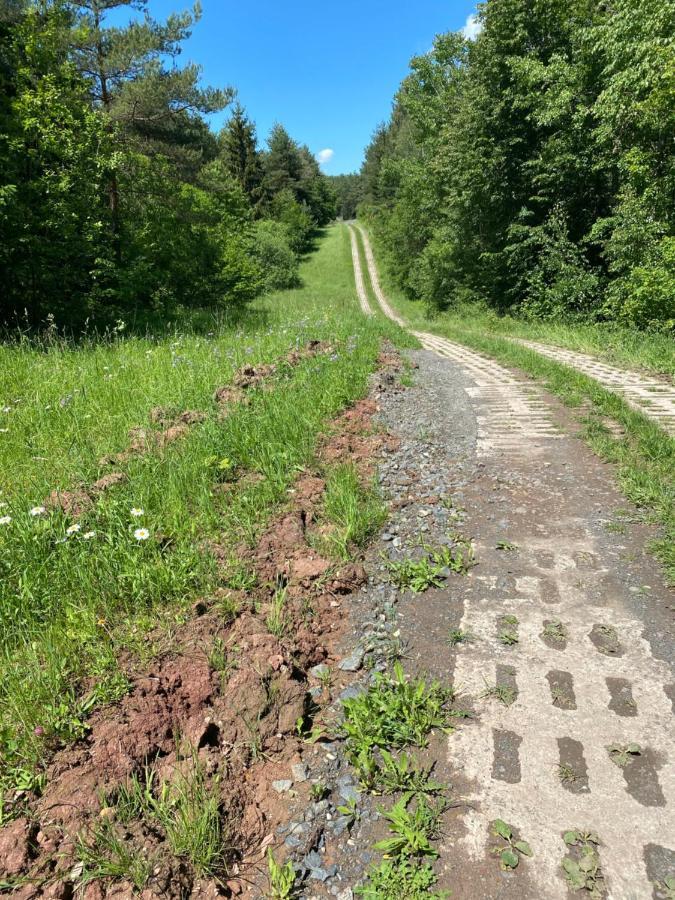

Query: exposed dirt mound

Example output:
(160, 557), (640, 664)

(2, 343), (403, 898)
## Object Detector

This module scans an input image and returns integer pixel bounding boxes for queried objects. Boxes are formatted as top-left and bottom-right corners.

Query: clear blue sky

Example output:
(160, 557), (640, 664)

(115, 1), (479, 174)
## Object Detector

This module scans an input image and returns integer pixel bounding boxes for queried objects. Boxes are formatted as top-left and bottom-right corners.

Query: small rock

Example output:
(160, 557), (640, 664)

(309, 663), (330, 680)
(381, 533), (393, 541)
(272, 779), (292, 793)
(338, 685), (363, 702)
(291, 763), (309, 783)
(338, 649), (364, 672)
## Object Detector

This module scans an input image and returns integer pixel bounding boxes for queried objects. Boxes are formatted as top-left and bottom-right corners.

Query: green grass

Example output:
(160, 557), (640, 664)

(79, 757), (226, 886)
(316, 463), (387, 560)
(0, 224), (410, 814)
(358, 224), (674, 584)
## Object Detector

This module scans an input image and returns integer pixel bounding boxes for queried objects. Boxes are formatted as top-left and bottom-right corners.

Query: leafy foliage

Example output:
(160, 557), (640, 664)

(0, 1), (335, 328)
(342, 662), (454, 754)
(362, 0), (674, 331)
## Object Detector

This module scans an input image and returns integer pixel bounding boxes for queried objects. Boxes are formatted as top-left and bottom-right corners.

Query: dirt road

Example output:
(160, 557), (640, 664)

(348, 224), (675, 898)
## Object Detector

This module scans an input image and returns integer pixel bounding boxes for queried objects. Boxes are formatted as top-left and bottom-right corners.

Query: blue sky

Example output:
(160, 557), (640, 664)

(113, 1), (479, 174)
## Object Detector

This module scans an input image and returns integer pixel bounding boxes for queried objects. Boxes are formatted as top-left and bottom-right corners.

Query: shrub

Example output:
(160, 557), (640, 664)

(252, 220), (300, 292)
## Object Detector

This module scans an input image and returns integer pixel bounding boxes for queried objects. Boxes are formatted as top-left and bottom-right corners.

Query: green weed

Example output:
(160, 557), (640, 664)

(542, 620), (568, 644)
(496, 540), (518, 551)
(319, 463), (386, 559)
(374, 796), (446, 859)
(355, 858), (448, 899)
(77, 819), (154, 889)
(342, 662), (454, 754)
(491, 819), (533, 870)
(447, 628), (473, 646)
(266, 586), (288, 638)
(562, 830), (605, 896)
(267, 848), (298, 899)
(386, 556), (445, 593)
(481, 681), (517, 707)
(607, 743), (641, 768)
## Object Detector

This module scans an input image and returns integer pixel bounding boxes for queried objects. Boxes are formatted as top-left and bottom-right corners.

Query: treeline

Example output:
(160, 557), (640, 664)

(360, 0), (674, 331)
(0, 0), (336, 328)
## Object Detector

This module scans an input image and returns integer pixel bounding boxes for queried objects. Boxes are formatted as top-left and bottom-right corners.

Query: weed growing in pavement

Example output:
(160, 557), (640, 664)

(607, 743), (641, 767)
(557, 763), (579, 784)
(498, 629), (519, 646)
(386, 536), (475, 593)
(375, 750), (445, 801)
(562, 830), (605, 896)
(267, 848), (298, 899)
(656, 876), (675, 899)
(386, 556), (446, 593)
(447, 628), (473, 646)
(498, 615), (519, 646)
(551, 686), (574, 709)
(427, 537), (475, 574)
(542, 620), (568, 644)
(491, 818), (533, 869)
(355, 858), (449, 898)
(496, 540), (518, 551)
(481, 681), (517, 707)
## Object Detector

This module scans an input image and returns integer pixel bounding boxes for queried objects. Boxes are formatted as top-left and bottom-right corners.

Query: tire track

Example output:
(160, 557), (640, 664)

(514, 339), (675, 436)
(349, 223), (675, 898)
(353, 224), (560, 458)
(347, 224), (373, 317)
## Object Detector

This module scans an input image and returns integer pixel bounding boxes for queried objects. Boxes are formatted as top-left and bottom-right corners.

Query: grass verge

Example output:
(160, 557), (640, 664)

(0, 224), (412, 817)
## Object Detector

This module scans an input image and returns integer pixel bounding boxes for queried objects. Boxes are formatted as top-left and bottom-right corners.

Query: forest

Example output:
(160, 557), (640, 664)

(0, 0), (336, 329)
(337, 0), (674, 332)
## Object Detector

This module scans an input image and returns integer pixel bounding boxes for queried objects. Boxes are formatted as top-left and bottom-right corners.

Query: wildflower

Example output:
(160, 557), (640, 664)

(66, 523), (81, 534)
(2, 406), (10, 413)
(0, 428), (9, 433)
(0, 515), (11, 525)
(30, 506), (46, 517)
(34, 726), (44, 737)
(83, 531), (96, 540)
(134, 528), (150, 541)
(130, 507), (144, 517)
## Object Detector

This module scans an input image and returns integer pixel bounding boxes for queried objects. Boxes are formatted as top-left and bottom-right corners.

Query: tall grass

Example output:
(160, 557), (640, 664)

(0, 225), (408, 806)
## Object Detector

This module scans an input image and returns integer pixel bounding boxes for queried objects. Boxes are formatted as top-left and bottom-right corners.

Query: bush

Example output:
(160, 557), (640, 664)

(270, 189), (314, 254)
(252, 220), (300, 292)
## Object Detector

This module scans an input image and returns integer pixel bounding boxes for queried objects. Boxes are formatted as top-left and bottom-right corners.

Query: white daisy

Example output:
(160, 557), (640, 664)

(66, 523), (81, 534)
(0, 515), (11, 525)
(130, 507), (144, 517)
(134, 528), (150, 541)
(30, 506), (46, 517)
(82, 531), (97, 540)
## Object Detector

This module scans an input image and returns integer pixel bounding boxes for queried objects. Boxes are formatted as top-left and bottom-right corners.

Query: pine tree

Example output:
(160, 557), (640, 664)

(67, 0), (232, 252)
(218, 103), (263, 206)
